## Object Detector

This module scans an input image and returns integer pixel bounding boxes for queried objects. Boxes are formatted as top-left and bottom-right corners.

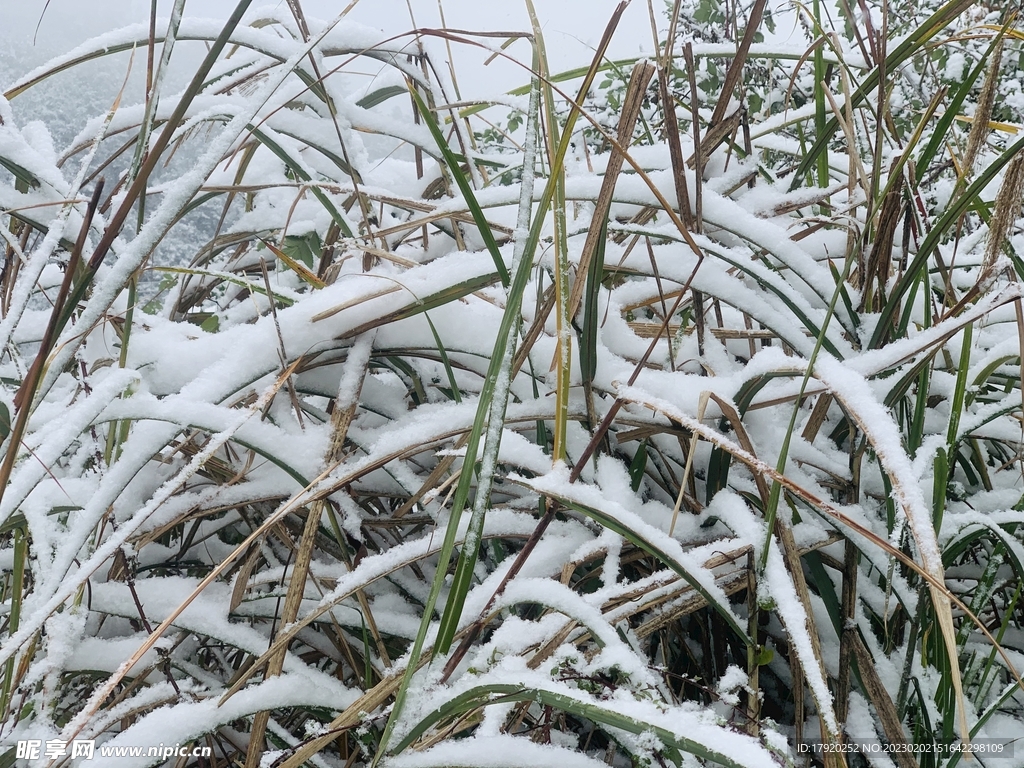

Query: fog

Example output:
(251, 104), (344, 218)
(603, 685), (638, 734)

(2, 0), (659, 99)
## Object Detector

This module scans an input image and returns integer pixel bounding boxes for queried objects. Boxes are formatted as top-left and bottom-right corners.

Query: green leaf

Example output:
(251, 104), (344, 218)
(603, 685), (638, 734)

(408, 88), (510, 287)
(282, 232), (321, 269)
(0, 158), (40, 189)
(391, 683), (763, 768)
(628, 441), (647, 493)
(356, 85), (407, 109)
(0, 403), (11, 444)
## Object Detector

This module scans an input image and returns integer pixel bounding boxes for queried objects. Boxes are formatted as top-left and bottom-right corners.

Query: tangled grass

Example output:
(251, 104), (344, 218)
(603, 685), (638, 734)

(1, 0), (1023, 766)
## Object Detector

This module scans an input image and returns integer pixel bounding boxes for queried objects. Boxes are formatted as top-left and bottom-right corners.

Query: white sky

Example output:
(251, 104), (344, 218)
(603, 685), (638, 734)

(6, 0), (665, 98)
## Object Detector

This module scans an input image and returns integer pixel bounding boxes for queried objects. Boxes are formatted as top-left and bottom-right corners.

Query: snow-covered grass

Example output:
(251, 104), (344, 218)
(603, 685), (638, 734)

(0, 0), (1023, 767)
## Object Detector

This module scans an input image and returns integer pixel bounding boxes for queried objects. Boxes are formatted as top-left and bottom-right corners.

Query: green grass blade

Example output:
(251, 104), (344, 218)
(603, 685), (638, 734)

(532, 488), (751, 646)
(392, 683), (765, 768)
(409, 88), (510, 287)
(872, 133), (1024, 348)
(789, 0), (975, 190)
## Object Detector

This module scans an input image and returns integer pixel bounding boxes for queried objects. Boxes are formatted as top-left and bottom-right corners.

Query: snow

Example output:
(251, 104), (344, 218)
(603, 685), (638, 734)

(0, 1), (1021, 765)
(518, 463), (750, 644)
(387, 735), (611, 768)
(86, 675), (357, 768)
(761, 528), (838, 732)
